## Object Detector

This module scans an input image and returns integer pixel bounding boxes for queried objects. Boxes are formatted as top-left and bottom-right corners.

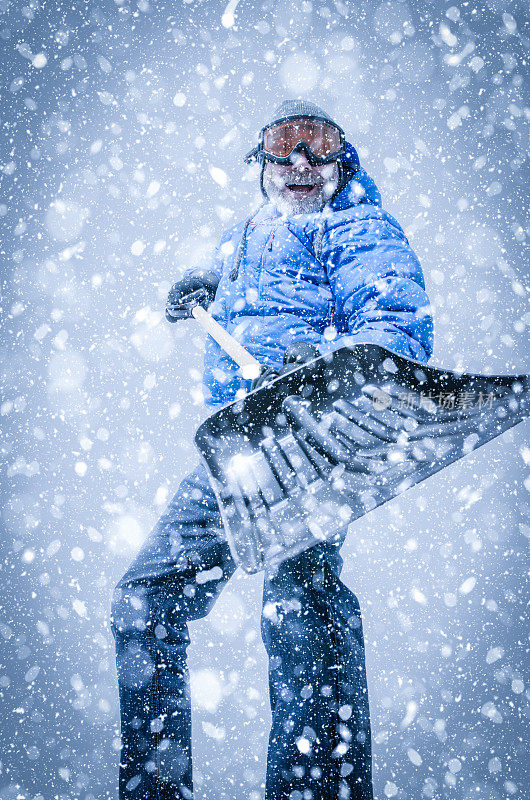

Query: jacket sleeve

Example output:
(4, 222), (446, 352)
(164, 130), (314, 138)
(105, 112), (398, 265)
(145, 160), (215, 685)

(319, 214), (434, 363)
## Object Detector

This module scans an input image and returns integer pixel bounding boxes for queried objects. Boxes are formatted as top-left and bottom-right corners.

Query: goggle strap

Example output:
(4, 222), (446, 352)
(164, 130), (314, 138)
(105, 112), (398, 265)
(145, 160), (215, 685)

(244, 145), (260, 164)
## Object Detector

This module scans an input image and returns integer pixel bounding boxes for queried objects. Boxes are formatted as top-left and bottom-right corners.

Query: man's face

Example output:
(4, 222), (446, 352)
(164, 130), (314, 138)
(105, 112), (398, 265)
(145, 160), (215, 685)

(262, 149), (339, 216)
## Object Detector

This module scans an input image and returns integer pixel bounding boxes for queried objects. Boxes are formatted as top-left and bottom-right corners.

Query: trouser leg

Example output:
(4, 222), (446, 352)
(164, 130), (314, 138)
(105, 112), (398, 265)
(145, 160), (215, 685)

(261, 543), (373, 800)
(110, 464), (236, 800)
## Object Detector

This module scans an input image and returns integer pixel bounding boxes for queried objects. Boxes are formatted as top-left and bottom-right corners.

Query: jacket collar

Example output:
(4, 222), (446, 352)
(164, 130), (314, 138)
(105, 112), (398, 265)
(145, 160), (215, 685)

(330, 167), (382, 211)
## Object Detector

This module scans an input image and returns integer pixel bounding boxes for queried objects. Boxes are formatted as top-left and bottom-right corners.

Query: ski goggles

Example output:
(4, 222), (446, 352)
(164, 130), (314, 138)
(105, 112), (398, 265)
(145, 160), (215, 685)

(244, 116), (346, 165)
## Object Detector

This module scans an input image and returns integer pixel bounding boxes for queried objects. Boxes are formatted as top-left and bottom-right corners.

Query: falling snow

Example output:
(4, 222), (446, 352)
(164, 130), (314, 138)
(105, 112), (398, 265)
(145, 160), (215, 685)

(0, 1), (528, 799)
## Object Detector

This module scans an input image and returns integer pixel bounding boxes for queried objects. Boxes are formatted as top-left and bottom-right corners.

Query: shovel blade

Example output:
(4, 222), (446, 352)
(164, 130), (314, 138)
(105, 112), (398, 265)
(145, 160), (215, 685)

(194, 345), (529, 574)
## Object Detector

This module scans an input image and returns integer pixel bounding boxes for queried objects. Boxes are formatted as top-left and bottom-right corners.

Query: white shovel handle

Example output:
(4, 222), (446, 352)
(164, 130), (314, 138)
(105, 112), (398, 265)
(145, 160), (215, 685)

(191, 305), (262, 381)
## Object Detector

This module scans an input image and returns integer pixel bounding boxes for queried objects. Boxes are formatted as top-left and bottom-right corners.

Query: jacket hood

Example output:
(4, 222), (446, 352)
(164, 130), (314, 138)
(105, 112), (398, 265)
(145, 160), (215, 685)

(331, 142), (382, 210)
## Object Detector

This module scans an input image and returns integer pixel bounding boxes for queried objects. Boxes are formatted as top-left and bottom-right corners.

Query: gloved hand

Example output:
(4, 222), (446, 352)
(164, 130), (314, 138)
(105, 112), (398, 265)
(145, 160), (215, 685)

(165, 270), (220, 322)
(251, 342), (319, 391)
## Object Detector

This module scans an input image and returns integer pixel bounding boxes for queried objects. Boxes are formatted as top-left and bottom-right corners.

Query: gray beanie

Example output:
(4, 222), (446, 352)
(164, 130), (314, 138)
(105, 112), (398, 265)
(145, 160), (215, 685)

(264, 99), (339, 129)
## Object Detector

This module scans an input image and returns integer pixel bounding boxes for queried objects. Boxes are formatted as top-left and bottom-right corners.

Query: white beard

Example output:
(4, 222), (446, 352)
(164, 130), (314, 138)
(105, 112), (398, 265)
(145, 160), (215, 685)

(263, 162), (340, 216)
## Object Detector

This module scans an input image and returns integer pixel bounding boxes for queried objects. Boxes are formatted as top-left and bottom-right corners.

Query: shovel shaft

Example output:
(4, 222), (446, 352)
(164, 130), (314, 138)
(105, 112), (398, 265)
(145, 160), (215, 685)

(191, 305), (262, 380)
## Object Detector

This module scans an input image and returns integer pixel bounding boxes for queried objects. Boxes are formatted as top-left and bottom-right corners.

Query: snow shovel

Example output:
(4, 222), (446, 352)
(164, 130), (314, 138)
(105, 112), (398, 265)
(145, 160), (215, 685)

(189, 304), (530, 574)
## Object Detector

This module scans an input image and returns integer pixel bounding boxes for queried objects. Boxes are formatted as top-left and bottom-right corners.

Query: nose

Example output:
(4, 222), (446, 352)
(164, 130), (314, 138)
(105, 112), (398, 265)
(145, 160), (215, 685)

(290, 150), (311, 168)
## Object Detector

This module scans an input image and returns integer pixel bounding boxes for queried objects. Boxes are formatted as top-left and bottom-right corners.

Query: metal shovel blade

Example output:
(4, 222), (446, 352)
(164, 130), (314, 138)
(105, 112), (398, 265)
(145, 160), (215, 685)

(194, 344), (529, 574)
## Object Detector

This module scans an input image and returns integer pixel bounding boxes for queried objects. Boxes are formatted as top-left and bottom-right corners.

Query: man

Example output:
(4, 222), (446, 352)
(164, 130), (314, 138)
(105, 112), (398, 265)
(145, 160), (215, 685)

(110, 100), (434, 800)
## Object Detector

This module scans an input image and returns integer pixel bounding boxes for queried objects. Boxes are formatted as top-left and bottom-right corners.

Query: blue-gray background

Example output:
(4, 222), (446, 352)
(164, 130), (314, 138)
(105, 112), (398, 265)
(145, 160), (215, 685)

(0, 1), (528, 798)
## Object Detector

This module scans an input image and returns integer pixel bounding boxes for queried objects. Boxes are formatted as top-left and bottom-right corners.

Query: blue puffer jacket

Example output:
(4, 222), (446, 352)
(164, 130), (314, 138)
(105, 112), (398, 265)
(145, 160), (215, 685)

(201, 156), (434, 406)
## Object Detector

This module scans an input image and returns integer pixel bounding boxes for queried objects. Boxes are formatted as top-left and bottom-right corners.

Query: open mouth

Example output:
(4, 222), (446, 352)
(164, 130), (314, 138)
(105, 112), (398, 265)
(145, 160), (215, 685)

(286, 183), (317, 194)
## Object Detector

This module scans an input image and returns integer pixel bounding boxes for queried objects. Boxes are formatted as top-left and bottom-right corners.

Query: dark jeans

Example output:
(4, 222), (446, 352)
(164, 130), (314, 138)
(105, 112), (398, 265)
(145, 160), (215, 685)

(110, 463), (373, 800)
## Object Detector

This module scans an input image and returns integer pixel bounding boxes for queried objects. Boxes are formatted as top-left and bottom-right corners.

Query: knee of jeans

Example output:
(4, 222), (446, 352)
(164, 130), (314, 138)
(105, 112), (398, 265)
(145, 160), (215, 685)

(110, 581), (174, 638)
(110, 575), (217, 639)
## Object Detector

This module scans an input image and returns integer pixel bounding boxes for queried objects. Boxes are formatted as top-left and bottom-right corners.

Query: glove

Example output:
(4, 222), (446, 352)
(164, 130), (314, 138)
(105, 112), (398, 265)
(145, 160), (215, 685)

(165, 270), (220, 322)
(251, 365), (280, 392)
(251, 342), (320, 391)
(282, 341), (320, 368)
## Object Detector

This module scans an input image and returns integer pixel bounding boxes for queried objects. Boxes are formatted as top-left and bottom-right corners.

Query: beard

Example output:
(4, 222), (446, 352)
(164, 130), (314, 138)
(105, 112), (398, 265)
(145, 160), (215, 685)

(262, 161), (340, 216)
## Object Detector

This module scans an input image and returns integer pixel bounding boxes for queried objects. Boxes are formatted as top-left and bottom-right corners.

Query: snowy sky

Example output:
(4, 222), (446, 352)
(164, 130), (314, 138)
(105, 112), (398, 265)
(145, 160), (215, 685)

(0, 1), (528, 798)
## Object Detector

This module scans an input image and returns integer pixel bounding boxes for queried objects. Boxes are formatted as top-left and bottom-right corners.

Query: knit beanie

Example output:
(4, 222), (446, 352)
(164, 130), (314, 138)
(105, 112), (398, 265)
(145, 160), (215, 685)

(263, 99), (337, 128)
